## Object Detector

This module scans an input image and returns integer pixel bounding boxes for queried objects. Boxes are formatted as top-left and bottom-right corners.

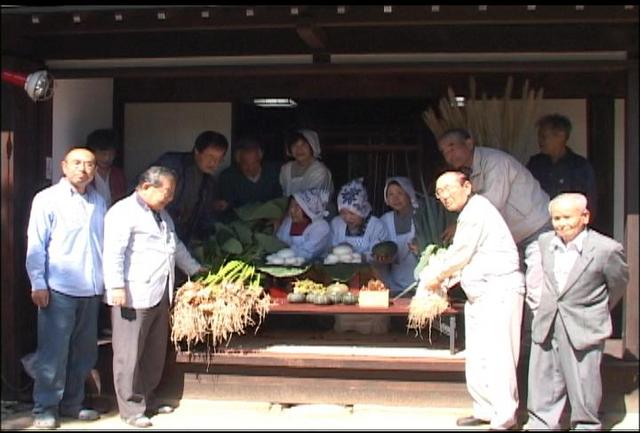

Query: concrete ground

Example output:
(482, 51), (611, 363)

(2, 391), (638, 431)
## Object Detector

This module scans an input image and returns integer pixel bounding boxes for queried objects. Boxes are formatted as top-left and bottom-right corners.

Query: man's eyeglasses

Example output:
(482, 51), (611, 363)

(435, 184), (462, 200)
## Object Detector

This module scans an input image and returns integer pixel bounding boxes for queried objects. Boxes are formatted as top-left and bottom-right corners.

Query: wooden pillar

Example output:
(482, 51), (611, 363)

(623, 61), (639, 361)
(587, 96), (615, 237)
(1, 57), (52, 400)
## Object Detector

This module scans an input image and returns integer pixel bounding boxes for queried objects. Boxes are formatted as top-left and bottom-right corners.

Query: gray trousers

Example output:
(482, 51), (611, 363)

(526, 316), (604, 430)
(111, 289), (169, 420)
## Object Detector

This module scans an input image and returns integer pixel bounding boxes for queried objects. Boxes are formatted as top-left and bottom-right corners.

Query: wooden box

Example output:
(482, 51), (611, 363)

(357, 289), (389, 308)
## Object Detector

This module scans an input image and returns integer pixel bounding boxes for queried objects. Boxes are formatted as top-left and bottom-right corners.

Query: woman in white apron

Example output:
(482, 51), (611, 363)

(279, 129), (334, 198)
(329, 178), (389, 334)
(276, 188), (331, 262)
(376, 177), (419, 296)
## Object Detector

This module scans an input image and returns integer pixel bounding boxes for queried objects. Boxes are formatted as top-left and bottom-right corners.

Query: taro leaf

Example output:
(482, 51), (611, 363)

(234, 197), (289, 221)
(254, 232), (288, 254)
(228, 220), (253, 246)
(257, 265), (311, 278)
(220, 237), (243, 255)
(214, 222), (235, 245)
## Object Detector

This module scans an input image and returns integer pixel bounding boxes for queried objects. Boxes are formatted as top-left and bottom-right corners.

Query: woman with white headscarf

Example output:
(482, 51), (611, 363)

(375, 177), (419, 295)
(276, 188), (331, 262)
(279, 129), (334, 197)
(330, 178), (390, 334)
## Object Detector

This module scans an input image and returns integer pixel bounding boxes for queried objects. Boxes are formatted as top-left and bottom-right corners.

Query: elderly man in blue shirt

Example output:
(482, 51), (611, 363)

(26, 147), (107, 429)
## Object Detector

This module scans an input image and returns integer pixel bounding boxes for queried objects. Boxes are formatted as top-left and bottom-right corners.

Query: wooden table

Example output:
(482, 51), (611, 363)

(268, 297), (464, 354)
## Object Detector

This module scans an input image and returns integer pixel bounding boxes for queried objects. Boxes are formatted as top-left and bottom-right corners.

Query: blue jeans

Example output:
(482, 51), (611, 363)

(32, 290), (100, 416)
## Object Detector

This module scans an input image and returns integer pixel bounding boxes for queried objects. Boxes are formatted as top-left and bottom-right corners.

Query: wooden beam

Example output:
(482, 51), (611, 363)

(296, 22), (328, 51)
(7, 5), (636, 37)
(104, 68), (627, 102)
(19, 23), (636, 61)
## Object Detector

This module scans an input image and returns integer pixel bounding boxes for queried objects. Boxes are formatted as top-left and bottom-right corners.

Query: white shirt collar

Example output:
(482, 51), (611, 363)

(550, 228), (588, 253)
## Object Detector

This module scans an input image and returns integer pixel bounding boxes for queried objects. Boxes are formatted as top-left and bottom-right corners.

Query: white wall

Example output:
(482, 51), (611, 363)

(52, 79), (113, 181)
(124, 103), (232, 183)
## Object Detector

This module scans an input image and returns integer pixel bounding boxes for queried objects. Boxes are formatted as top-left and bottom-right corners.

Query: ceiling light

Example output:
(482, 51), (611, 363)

(253, 98), (297, 108)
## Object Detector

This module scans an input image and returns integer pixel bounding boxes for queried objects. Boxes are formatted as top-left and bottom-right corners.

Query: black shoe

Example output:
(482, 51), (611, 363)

(123, 414), (153, 428)
(456, 415), (490, 427)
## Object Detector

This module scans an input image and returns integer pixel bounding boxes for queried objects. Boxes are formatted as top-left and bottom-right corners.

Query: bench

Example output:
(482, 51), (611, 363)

(268, 297), (464, 354)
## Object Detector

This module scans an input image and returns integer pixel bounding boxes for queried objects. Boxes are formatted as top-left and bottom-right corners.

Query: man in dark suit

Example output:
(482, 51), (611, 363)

(526, 193), (629, 430)
(150, 130), (228, 245)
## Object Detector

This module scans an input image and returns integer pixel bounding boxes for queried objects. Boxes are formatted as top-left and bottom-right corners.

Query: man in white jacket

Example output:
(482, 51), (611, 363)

(103, 166), (204, 428)
(418, 169), (524, 430)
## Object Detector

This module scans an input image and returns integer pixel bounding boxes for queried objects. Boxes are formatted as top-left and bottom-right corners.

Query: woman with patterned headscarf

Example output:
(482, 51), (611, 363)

(375, 177), (420, 295)
(330, 178), (389, 261)
(279, 129), (334, 197)
(330, 178), (390, 334)
(275, 188), (331, 262)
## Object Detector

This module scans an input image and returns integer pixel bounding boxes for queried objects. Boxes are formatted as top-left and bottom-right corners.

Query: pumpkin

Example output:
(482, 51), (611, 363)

(313, 294), (332, 305)
(287, 292), (306, 303)
(341, 292), (358, 305)
(328, 292), (344, 305)
(326, 282), (349, 296)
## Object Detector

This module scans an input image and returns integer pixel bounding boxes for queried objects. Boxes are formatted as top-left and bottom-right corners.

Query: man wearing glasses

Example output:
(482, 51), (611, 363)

(418, 169), (525, 431)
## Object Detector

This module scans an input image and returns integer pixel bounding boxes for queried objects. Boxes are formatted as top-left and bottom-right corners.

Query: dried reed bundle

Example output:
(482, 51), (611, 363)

(423, 76), (543, 164)
(170, 261), (270, 353)
(407, 287), (450, 343)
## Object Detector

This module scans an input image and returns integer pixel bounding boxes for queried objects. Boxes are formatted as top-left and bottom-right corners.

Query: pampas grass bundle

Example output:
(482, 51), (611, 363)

(423, 76), (544, 164)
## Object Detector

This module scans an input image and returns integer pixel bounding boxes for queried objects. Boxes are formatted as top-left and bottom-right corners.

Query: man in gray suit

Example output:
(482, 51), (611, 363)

(526, 193), (629, 430)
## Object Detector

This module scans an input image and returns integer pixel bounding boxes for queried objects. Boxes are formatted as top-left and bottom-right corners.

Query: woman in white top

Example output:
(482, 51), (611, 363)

(330, 178), (388, 261)
(330, 178), (389, 334)
(275, 188), (331, 263)
(376, 177), (419, 295)
(279, 129), (334, 197)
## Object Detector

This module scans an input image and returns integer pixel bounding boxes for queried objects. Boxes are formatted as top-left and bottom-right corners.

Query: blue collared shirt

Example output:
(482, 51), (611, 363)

(26, 177), (106, 296)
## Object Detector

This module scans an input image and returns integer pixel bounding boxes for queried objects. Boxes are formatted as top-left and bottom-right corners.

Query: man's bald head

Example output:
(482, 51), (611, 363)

(549, 193), (588, 214)
(549, 193), (590, 244)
